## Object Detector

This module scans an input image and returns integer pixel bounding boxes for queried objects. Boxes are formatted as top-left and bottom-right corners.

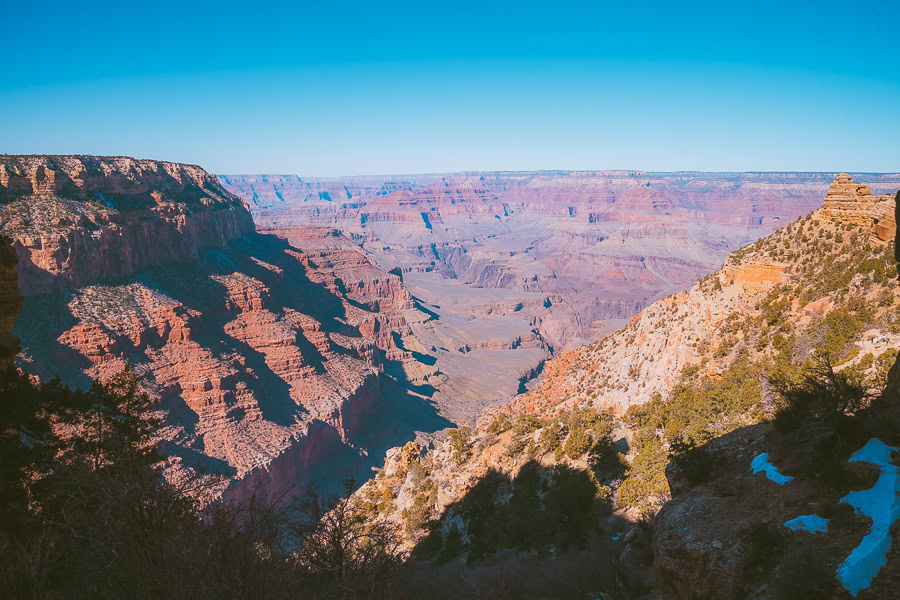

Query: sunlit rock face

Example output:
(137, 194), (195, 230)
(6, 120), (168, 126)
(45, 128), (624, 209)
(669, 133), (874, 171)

(0, 155), (255, 295)
(822, 173), (896, 235)
(0, 156), (472, 501)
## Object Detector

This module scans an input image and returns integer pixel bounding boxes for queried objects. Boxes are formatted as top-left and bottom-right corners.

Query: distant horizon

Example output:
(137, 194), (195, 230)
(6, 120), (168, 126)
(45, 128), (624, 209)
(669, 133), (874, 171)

(4, 154), (900, 180)
(218, 169), (900, 179)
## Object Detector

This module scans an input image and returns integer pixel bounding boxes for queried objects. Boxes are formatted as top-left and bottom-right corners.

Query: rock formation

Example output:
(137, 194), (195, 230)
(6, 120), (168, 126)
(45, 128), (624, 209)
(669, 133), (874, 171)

(0, 155), (254, 294)
(822, 173), (896, 241)
(2, 156), (467, 501)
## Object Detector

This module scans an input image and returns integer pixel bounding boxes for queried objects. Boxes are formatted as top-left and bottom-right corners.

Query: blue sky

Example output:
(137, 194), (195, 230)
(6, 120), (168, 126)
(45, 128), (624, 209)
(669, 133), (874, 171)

(2, 0), (898, 175)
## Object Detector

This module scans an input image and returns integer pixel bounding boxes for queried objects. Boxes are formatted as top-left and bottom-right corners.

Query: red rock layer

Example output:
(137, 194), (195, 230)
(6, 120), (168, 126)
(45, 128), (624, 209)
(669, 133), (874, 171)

(5, 157), (437, 503)
(0, 155), (254, 294)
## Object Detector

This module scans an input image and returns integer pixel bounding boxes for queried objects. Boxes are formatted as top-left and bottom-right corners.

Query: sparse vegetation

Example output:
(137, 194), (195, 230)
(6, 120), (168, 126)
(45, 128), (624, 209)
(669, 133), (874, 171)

(771, 357), (875, 475)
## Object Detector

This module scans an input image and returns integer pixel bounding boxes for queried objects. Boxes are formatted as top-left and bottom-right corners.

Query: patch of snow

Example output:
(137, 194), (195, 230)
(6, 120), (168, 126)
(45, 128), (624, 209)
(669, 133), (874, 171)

(784, 514), (829, 534)
(750, 453), (793, 485)
(836, 438), (900, 597)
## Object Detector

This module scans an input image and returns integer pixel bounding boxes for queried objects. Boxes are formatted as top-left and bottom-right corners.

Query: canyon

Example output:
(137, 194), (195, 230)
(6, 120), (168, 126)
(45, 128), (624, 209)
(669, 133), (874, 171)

(220, 171), (900, 354)
(4, 156), (900, 596)
(5, 157), (900, 512)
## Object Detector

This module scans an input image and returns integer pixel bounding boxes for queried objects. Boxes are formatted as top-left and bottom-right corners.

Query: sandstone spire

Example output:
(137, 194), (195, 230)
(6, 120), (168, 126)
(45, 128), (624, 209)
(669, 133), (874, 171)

(821, 173), (896, 241)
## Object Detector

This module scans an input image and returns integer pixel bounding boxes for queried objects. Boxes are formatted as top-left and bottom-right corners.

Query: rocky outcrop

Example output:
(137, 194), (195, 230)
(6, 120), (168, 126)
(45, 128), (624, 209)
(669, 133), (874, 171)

(0, 236), (22, 368)
(0, 155), (254, 295)
(650, 423), (900, 600)
(822, 173), (896, 240)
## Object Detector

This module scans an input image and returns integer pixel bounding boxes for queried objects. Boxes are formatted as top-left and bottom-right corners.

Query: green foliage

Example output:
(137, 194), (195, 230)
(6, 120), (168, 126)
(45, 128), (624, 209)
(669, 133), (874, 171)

(358, 482), (396, 519)
(0, 366), (409, 598)
(512, 414), (542, 436)
(457, 470), (505, 562)
(486, 413), (511, 434)
(538, 419), (564, 454)
(437, 524), (463, 564)
(76, 368), (162, 469)
(658, 355), (763, 447)
(771, 356), (874, 475)
(0, 367), (77, 533)
(820, 303), (871, 362)
(627, 363), (640, 380)
(553, 445), (565, 462)
(503, 436), (527, 458)
(434, 462), (605, 564)
(617, 430), (670, 513)
(619, 356), (765, 508)
(757, 287), (791, 329)
(876, 348), (898, 389)
(670, 439), (720, 486)
(563, 426), (593, 459)
(562, 407), (613, 460)
(447, 426), (472, 464)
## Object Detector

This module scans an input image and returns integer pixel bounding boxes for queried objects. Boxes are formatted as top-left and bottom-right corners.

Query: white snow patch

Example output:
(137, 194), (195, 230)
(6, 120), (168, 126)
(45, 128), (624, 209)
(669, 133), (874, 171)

(750, 453), (793, 485)
(784, 514), (829, 534)
(836, 438), (900, 597)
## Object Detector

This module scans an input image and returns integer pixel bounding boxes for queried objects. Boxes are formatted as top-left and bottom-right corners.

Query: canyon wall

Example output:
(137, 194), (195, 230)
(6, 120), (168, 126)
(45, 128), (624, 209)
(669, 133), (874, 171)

(1, 155), (254, 295)
(1, 156), (463, 501)
(346, 175), (900, 596)
(493, 174), (899, 418)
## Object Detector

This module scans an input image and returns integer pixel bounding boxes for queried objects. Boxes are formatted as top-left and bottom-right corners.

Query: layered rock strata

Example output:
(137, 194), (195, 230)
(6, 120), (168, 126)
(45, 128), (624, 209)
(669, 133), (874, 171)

(223, 171), (900, 350)
(1, 156), (455, 501)
(1, 155), (254, 294)
(822, 173), (896, 240)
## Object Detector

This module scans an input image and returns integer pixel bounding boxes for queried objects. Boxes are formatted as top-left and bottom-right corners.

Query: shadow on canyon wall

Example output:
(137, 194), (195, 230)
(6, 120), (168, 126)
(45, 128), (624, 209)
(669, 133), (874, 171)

(13, 230), (453, 495)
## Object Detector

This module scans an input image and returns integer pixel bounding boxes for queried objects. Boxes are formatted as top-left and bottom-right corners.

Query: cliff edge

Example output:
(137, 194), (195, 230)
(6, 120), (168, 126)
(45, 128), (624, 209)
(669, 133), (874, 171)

(0, 155), (255, 294)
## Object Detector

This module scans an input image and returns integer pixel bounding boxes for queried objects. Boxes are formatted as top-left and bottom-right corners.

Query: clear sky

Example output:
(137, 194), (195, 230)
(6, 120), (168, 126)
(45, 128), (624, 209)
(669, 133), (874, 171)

(2, 0), (898, 176)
